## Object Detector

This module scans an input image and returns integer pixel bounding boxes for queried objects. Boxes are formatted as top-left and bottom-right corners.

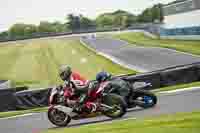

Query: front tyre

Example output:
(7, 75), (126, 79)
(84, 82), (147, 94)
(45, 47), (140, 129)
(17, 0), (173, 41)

(102, 94), (127, 118)
(47, 107), (71, 127)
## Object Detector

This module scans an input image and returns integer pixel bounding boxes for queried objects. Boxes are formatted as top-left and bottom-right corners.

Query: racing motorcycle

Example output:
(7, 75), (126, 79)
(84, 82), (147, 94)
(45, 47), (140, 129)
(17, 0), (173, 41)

(47, 81), (127, 127)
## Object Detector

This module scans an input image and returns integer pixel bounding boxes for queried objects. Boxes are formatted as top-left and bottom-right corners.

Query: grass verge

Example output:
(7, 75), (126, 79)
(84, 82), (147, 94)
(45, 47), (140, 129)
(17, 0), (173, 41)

(43, 111), (200, 133)
(114, 32), (200, 55)
(0, 38), (135, 88)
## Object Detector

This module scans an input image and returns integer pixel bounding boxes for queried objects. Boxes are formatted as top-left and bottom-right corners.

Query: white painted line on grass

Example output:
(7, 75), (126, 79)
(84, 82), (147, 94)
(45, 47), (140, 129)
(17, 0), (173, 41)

(158, 86), (200, 94)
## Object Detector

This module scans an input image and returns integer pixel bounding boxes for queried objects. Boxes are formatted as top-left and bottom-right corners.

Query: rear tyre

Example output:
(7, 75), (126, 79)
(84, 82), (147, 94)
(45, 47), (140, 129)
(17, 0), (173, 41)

(47, 107), (71, 127)
(102, 94), (127, 118)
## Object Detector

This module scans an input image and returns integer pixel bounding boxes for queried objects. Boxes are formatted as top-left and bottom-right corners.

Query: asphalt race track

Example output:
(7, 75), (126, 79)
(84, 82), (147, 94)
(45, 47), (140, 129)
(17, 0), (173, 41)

(81, 37), (200, 72)
(1, 35), (200, 133)
(0, 88), (200, 133)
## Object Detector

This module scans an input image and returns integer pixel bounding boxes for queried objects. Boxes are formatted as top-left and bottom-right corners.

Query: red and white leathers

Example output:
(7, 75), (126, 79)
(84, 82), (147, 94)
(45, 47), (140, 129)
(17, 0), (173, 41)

(70, 71), (88, 87)
(62, 72), (89, 108)
(62, 71), (89, 96)
(62, 71), (88, 88)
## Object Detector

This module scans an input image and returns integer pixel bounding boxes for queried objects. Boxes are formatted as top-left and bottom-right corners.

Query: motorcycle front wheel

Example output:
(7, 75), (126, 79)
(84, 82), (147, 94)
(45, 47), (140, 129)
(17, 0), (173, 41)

(47, 107), (71, 127)
(102, 94), (127, 118)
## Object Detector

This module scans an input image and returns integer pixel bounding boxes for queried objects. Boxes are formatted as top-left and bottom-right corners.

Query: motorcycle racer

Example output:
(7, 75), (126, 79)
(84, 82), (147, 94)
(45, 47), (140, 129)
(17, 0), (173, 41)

(96, 71), (131, 104)
(58, 65), (96, 112)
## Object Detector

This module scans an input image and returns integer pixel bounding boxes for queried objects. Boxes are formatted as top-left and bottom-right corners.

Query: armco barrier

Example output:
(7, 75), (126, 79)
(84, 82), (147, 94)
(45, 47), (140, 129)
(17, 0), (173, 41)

(0, 28), (120, 43)
(0, 80), (11, 89)
(160, 66), (199, 86)
(0, 88), (17, 112)
(118, 62), (200, 89)
(196, 64), (200, 80)
(14, 88), (52, 109)
(120, 72), (162, 90)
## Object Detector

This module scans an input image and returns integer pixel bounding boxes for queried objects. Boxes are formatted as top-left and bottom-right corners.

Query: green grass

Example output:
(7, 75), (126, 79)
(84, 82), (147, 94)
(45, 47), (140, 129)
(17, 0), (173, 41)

(114, 32), (200, 55)
(153, 81), (200, 93)
(0, 38), (135, 88)
(43, 111), (200, 133)
(0, 107), (47, 118)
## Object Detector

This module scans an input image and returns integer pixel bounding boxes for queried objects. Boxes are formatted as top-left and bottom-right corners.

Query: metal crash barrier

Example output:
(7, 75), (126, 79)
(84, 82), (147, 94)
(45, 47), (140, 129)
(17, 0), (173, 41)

(14, 88), (52, 110)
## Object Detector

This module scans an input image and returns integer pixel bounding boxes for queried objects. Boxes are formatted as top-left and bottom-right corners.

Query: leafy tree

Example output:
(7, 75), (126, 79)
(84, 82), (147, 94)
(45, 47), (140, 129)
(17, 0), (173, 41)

(9, 23), (27, 37)
(66, 14), (81, 31)
(66, 14), (95, 30)
(51, 21), (65, 32)
(96, 15), (114, 28)
(156, 4), (164, 22)
(137, 4), (164, 23)
(96, 10), (136, 28)
(0, 31), (9, 39)
(2, 4), (164, 40)
(80, 15), (95, 29)
(38, 21), (55, 33)
(24, 24), (37, 35)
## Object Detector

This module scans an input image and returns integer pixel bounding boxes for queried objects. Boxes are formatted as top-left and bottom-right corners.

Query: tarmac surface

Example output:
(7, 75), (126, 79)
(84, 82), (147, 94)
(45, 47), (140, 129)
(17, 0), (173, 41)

(0, 88), (200, 133)
(81, 37), (200, 72)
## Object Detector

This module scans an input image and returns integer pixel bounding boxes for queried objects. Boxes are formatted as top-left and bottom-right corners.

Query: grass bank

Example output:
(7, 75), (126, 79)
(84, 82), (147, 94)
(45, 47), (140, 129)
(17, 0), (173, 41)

(114, 32), (200, 55)
(0, 38), (135, 88)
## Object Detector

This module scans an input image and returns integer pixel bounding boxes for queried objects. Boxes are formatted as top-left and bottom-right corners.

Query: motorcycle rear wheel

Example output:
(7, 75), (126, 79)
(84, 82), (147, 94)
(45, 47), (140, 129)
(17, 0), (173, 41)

(102, 94), (127, 118)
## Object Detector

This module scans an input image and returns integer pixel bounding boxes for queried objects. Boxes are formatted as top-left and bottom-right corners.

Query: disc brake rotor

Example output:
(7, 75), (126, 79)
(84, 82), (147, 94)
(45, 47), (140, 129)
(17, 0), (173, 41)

(109, 104), (121, 115)
(52, 109), (66, 122)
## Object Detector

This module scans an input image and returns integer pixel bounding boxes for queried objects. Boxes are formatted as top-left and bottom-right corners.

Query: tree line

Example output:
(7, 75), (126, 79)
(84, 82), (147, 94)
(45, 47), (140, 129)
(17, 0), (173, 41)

(0, 4), (163, 39)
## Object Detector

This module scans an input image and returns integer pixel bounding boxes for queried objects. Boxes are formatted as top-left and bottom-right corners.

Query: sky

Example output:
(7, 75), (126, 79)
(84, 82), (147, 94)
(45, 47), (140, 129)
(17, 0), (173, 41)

(0, 0), (175, 32)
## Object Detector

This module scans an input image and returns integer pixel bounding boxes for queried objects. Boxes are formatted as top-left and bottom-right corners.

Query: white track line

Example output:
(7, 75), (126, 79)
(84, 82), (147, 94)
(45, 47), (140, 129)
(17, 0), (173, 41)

(99, 117), (137, 125)
(158, 86), (200, 94)
(82, 117), (137, 127)
(80, 38), (147, 72)
(0, 113), (38, 120)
